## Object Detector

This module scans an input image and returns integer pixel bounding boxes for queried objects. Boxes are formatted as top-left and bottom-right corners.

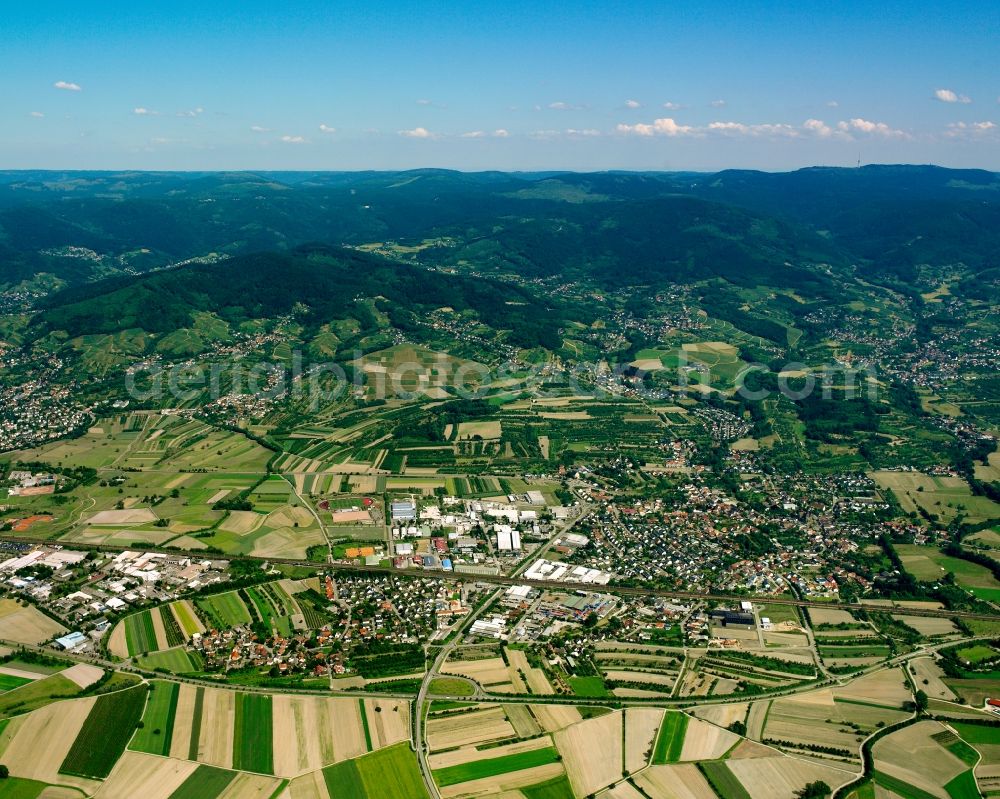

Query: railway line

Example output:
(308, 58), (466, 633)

(4, 534), (999, 622)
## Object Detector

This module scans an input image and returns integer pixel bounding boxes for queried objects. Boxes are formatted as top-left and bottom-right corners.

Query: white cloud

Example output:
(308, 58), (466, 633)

(935, 88), (971, 104)
(566, 128), (601, 137)
(250, 125), (270, 133)
(548, 101), (585, 111)
(176, 107), (204, 117)
(319, 124), (337, 134)
(29, 111), (44, 118)
(53, 80), (81, 91)
(946, 120), (997, 136)
(461, 130), (485, 138)
(400, 127), (432, 138)
(616, 117), (694, 136)
(280, 135), (306, 144)
(625, 99), (641, 109)
(804, 118), (833, 137)
(839, 117), (909, 138)
(710, 99), (726, 107)
(416, 99), (432, 105)
(493, 129), (509, 138)
(708, 121), (799, 137)
(826, 100), (839, 108)
(662, 101), (682, 110)
(133, 107), (157, 116)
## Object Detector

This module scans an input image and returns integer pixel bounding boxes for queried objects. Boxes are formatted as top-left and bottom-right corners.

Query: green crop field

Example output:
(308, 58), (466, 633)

(521, 775), (574, 799)
(135, 647), (203, 674)
(130, 681), (179, 756)
(159, 605), (185, 647)
(0, 674), (32, 692)
(951, 722), (1000, 745)
(322, 742), (428, 799)
(944, 769), (981, 799)
(171, 602), (203, 638)
(60, 685), (147, 779)
(124, 610), (158, 655)
(0, 674), (84, 718)
(699, 761), (752, 799)
(232, 693), (273, 774)
(568, 676), (609, 697)
(873, 771), (943, 799)
(196, 591), (252, 628)
(433, 746), (560, 786)
(166, 765), (237, 799)
(652, 711), (689, 764)
(0, 777), (55, 799)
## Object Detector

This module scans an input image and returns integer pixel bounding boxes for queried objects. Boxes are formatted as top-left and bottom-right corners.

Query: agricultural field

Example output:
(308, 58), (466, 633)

(0, 599), (67, 645)
(894, 544), (1000, 601)
(195, 591), (253, 628)
(873, 471), (1000, 526)
(59, 685), (148, 779)
(872, 720), (978, 799)
(322, 742), (427, 799)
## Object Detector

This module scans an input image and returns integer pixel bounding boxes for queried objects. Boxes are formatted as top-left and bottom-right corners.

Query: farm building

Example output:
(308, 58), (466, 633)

(710, 609), (756, 629)
(391, 501), (416, 521)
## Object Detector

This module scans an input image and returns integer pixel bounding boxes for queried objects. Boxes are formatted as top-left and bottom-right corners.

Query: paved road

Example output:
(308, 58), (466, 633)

(413, 587), (504, 799)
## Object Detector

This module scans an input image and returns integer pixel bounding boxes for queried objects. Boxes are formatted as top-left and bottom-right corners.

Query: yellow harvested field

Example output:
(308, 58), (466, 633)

(456, 421), (502, 439)
(427, 706), (516, 751)
(195, 688), (235, 768)
(251, 527), (326, 559)
(892, 615), (958, 637)
(1, 695), (99, 792)
(61, 663), (105, 688)
(679, 717), (740, 761)
(555, 712), (624, 797)
(603, 670), (677, 686)
(169, 684), (198, 760)
(429, 735), (553, 770)
(217, 772), (284, 799)
(729, 740), (779, 760)
(150, 604), (169, 649)
(692, 702), (749, 729)
(809, 608), (859, 626)
(910, 657), (957, 701)
(746, 701), (770, 740)
(273, 695), (371, 776)
(94, 752), (199, 799)
(625, 708), (664, 773)
(873, 720), (965, 799)
(219, 511), (265, 534)
(87, 509), (157, 525)
(726, 755), (857, 799)
(363, 698), (410, 749)
(507, 649), (553, 694)
(207, 489), (231, 504)
(0, 600), (67, 644)
(603, 782), (648, 799)
(267, 506), (317, 528)
(286, 771), (329, 799)
(443, 656), (512, 688)
(833, 667), (911, 706)
(531, 703), (583, 733)
(439, 763), (565, 799)
(108, 620), (129, 658)
(634, 764), (718, 799)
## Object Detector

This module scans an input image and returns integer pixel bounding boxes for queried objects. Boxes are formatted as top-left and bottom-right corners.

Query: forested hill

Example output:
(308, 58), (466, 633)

(34, 245), (566, 351)
(1, 165), (997, 295)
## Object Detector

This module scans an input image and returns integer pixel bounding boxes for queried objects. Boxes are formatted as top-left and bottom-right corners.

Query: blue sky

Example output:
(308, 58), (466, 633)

(3, 0), (998, 171)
